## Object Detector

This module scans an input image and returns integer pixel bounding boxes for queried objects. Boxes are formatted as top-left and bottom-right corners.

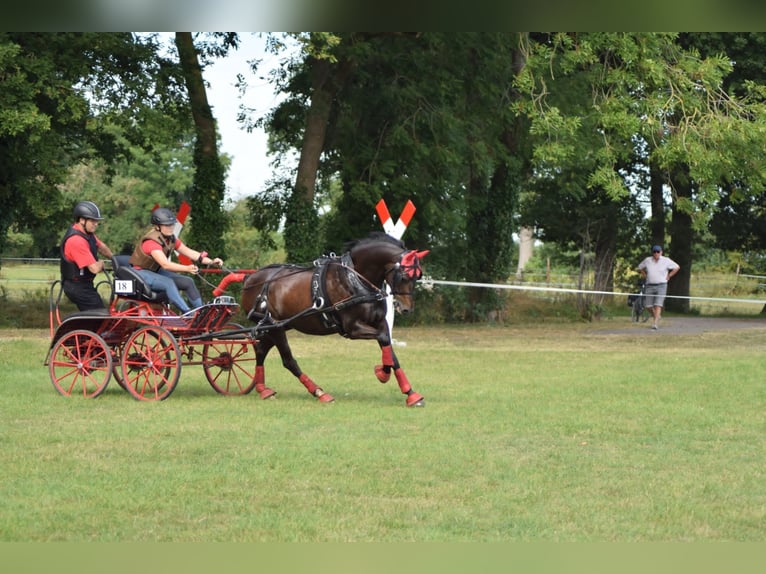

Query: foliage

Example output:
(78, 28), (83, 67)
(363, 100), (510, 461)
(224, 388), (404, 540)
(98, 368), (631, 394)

(259, 33), (528, 319)
(0, 32), (190, 260)
(223, 199), (284, 269)
(283, 192), (321, 264)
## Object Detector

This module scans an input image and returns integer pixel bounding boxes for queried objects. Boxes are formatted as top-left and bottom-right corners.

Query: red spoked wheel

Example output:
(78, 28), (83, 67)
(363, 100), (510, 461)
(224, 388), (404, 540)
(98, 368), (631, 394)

(202, 323), (258, 395)
(49, 329), (113, 398)
(120, 325), (181, 401)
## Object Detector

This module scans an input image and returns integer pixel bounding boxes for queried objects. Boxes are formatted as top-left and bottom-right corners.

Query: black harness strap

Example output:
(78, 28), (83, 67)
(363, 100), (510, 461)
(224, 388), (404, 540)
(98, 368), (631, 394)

(311, 253), (383, 334)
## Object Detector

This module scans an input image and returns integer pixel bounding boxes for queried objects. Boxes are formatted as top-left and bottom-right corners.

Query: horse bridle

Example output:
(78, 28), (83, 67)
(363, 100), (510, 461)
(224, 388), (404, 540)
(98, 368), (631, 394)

(383, 250), (426, 296)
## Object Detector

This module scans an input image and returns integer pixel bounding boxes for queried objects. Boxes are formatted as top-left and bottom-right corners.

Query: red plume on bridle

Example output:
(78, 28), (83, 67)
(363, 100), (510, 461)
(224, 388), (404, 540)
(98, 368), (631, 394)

(400, 249), (430, 279)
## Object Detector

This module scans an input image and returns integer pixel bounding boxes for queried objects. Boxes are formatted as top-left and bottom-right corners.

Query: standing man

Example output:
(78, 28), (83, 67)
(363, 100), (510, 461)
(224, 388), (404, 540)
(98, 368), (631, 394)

(60, 200), (114, 311)
(637, 244), (680, 330)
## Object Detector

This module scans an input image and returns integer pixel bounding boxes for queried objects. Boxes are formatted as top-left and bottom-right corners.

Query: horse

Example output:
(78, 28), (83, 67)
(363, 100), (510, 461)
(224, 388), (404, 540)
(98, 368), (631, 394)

(238, 232), (429, 407)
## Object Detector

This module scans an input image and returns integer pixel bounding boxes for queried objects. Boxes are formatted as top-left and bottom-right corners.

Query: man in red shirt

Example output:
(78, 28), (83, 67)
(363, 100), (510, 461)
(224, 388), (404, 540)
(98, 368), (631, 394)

(60, 201), (114, 311)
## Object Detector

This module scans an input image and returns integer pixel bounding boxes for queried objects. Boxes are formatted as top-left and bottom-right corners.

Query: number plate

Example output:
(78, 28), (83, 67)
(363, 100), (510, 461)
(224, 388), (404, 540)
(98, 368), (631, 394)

(115, 279), (135, 294)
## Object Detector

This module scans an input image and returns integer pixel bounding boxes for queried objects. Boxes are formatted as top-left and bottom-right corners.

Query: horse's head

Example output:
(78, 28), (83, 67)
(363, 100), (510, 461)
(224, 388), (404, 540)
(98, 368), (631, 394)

(385, 249), (429, 315)
(346, 233), (429, 315)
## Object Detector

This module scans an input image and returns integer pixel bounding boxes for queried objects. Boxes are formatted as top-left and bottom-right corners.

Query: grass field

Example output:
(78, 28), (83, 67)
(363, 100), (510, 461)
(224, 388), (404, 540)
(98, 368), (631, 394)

(1, 321), (765, 542)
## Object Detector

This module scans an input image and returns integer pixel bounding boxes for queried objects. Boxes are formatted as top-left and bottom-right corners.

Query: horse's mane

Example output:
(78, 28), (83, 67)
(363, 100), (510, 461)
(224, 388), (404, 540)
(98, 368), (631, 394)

(343, 231), (405, 253)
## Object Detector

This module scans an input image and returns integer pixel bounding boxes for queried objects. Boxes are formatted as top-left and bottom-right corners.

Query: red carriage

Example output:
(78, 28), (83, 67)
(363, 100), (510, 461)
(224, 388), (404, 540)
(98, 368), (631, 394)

(45, 256), (258, 401)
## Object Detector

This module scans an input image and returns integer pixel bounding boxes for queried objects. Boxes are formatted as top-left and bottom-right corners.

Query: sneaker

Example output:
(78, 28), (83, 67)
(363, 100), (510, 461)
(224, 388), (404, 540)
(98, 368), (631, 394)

(651, 324), (658, 330)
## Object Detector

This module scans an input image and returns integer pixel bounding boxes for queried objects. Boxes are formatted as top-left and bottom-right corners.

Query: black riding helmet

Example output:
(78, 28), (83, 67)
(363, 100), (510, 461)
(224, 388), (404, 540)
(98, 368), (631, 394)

(151, 207), (177, 226)
(73, 200), (104, 221)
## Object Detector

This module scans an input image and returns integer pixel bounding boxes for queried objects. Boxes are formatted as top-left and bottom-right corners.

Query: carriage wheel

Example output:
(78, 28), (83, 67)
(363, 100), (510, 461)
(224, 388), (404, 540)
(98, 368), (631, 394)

(49, 329), (113, 398)
(202, 323), (258, 395)
(120, 325), (181, 401)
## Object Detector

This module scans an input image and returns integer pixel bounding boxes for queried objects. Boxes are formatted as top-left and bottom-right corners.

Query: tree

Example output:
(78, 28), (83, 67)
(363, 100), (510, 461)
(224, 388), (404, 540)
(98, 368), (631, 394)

(680, 33), (766, 268)
(516, 33), (766, 314)
(0, 32), (189, 260)
(257, 33), (530, 322)
(174, 32), (233, 259)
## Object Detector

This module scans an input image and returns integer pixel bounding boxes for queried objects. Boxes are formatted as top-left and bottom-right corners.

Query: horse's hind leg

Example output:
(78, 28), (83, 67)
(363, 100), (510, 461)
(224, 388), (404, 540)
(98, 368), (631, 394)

(271, 329), (334, 403)
(376, 344), (424, 407)
(254, 338), (277, 399)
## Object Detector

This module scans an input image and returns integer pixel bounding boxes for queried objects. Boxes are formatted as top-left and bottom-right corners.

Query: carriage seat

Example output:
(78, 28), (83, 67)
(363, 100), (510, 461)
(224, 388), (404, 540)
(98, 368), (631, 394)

(111, 255), (168, 304)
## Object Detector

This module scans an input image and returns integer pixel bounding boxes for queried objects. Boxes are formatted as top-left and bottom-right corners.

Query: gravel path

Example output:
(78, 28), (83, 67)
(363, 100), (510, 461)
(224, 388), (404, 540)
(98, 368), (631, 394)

(593, 316), (766, 335)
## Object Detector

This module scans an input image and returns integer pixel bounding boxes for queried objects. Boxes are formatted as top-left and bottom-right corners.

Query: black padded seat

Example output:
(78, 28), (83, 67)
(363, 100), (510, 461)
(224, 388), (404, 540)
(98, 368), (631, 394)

(111, 255), (168, 304)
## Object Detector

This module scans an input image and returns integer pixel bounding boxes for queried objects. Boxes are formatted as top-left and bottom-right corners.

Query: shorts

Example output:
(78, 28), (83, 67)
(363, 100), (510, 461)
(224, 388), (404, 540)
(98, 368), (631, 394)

(644, 283), (667, 308)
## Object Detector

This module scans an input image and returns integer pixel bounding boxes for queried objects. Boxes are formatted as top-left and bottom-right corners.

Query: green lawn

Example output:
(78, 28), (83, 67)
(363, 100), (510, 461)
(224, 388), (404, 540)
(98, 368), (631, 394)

(1, 322), (764, 541)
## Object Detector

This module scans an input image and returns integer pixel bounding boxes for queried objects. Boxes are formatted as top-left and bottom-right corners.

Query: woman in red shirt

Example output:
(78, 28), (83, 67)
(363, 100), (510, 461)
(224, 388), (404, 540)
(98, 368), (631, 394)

(128, 207), (222, 314)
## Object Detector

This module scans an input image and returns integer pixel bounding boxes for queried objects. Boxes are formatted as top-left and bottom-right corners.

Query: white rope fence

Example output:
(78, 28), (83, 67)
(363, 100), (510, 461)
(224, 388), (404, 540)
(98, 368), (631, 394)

(422, 277), (766, 307)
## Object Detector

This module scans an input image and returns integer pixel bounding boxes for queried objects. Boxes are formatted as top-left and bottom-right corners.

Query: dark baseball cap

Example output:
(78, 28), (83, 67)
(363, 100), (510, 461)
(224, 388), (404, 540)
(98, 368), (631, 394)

(652, 245), (662, 253)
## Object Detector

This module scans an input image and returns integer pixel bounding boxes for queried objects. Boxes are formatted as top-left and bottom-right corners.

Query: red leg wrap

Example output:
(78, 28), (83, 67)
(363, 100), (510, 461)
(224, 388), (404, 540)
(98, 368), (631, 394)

(374, 364), (391, 383)
(299, 374), (334, 402)
(254, 366), (265, 391)
(299, 373), (319, 395)
(380, 345), (394, 367)
(394, 368), (412, 394)
(254, 366), (276, 399)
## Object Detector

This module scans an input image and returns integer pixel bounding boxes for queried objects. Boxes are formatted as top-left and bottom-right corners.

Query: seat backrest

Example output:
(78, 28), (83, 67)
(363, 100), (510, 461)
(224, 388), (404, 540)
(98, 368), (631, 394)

(112, 255), (167, 303)
(112, 254), (131, 271)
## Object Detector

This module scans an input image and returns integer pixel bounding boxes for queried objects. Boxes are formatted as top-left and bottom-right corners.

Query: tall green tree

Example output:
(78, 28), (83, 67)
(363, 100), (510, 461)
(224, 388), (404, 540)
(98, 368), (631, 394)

(174, 32), (237, 259)
(0, 32), (189, 260)
(257, 33), (529, 320)
(680, 33), (766, 269)
(517, 32), (766, 313)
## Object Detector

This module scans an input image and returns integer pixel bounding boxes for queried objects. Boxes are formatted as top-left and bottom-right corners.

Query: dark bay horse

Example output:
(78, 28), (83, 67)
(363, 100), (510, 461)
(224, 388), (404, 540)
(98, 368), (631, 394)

(239, 232), (429, 407)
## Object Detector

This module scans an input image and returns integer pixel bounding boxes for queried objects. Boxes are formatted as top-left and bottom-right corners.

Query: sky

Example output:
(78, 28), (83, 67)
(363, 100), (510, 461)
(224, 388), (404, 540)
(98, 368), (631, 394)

(201, 33), (291, 203)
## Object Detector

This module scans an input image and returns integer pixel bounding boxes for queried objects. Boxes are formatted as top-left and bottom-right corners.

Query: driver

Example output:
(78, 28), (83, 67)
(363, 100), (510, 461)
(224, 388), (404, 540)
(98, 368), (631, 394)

(128, 207), (223, 315)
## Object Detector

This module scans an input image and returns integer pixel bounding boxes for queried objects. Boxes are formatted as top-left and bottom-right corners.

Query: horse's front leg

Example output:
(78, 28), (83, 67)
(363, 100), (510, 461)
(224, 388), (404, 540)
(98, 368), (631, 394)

(271, 329), (334, 403)
(375, 338), (424, 408)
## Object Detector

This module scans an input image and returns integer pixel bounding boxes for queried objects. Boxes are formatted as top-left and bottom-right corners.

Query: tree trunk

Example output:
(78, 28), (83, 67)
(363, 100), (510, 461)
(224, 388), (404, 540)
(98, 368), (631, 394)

(649, 160), (666, 246)
(174, 32), (226, 257)
(666, 165), (693, 313)
(594, 224), (616, 295)
(285, 55), (353, 261)
(294, 58), (333, 203)
(516, 226), (534, 278)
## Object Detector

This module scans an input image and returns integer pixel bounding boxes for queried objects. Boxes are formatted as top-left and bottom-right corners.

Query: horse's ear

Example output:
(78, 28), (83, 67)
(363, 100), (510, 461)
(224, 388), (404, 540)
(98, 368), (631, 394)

(416, 250), (430, 259)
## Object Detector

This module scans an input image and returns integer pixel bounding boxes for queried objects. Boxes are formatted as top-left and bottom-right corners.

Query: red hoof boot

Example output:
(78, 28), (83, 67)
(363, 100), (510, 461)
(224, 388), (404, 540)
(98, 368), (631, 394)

(374, 365), (391, 383)
(406, 392), (424, 407)
(317, 392), (335, 403)
(259, 388), (277, 400)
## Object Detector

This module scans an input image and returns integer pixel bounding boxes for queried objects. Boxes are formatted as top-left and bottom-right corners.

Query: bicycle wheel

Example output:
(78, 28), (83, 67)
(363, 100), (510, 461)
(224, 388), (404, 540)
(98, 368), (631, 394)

(631, 297), (642, 322)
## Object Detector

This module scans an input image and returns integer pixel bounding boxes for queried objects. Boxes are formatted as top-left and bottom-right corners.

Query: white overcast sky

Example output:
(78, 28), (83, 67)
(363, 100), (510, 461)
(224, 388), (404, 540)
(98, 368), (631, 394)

(201, 33), (291, 202)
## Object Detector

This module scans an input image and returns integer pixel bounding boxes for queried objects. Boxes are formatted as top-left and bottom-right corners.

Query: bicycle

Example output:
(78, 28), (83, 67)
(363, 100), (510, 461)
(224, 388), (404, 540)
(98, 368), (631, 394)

(628, 281), (650, 323)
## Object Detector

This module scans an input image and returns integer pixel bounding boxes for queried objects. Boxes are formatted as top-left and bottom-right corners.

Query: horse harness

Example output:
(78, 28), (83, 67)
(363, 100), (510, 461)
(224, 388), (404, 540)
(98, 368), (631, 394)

(310, 252), (385, 333)
(246, 254), (386, 336)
